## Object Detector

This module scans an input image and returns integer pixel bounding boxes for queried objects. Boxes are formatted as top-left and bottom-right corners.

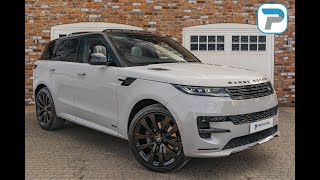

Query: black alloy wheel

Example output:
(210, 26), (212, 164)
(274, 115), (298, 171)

(36, 91), (52, 127)
(129, 104), (188, 172)
(35, 87), (65, 130)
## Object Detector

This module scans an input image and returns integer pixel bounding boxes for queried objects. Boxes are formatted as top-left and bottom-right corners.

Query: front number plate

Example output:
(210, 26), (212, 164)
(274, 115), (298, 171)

(250, 118), (273, 133)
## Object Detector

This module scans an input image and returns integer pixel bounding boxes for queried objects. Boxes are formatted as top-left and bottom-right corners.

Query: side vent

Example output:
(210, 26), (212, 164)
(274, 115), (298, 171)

(119, 77), (137, 86)
(148, 67), (169, 71)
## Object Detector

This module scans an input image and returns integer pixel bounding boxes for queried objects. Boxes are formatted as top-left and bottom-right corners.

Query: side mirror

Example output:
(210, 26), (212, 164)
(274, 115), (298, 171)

(89, 53), (108, 65)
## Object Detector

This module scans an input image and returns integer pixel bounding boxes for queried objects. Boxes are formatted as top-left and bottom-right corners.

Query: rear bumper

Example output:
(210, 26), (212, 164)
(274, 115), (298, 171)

(166, 91), (279, 158)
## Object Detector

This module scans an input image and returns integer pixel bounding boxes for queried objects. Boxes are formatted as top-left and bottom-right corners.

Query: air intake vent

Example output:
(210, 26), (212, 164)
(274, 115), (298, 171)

(227, 105), (278, 125)
(197, 117), (210, 138)
(222, 125), (278, 150)
(196, 105), (278, 125)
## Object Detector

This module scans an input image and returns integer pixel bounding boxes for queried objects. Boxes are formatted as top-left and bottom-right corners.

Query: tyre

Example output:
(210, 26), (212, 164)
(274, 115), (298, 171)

(128, 103), (189, 172)
(35, 87), (65, 130)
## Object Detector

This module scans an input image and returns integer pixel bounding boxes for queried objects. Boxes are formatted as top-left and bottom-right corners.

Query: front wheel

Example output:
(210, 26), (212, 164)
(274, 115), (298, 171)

(128, 104), (189, 172)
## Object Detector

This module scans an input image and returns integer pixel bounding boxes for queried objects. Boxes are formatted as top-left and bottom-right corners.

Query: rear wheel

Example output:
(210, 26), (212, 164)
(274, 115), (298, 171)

(35, 87), (65, 130)
(129, 103), (189, 172)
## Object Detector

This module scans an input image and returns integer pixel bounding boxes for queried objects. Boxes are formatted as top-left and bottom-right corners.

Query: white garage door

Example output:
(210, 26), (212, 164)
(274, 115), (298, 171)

(182, 23), (274, 82)
(50, 22), (144, 40)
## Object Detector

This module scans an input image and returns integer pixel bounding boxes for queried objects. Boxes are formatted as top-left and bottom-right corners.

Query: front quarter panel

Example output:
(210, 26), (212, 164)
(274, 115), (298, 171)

(116, 78), (181, 139)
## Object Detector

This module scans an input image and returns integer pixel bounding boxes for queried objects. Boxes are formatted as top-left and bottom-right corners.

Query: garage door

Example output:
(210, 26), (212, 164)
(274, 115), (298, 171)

(50, 22), (144, 40)
(182, 23), (274, 82)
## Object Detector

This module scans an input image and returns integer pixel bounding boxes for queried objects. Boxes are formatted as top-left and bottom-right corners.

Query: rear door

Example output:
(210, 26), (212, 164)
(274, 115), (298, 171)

(49, 37), (82, 120)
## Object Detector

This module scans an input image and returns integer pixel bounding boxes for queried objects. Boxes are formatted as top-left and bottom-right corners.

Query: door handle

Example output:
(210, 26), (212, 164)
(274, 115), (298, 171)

(49, 68), (55, 72)
(77, 73), (86, 76)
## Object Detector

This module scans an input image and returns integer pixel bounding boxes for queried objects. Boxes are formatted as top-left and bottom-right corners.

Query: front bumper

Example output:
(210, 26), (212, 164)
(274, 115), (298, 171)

(166, 91), (279, 158)
(193, 131), (279, 157)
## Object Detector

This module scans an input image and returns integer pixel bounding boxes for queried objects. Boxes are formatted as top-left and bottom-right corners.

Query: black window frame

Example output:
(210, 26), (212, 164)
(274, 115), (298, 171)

(43, 31), (202, 67)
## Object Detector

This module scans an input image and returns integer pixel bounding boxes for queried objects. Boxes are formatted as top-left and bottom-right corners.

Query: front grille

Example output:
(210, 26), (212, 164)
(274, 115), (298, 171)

(226, 82), (274, 100)
(222, 125), (278, 150)
(227, 105), (278, 125)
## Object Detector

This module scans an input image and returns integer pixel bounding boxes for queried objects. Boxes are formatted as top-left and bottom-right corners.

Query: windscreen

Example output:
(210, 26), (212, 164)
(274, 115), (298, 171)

(108, 33), (200, 66)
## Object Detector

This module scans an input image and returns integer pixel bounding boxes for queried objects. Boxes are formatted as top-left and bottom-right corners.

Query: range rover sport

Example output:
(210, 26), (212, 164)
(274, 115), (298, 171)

(33, 29), (279, 172)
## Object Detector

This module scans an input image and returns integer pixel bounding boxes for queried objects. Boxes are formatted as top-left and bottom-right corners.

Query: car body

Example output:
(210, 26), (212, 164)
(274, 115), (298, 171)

(33, 29), (279, 172)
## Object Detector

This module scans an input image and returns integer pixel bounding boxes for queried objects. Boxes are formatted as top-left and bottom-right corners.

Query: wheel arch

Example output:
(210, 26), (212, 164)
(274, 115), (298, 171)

(34, 84), (48, 97)
(34, 83), (55, 104)
(127, 99), (164, 133)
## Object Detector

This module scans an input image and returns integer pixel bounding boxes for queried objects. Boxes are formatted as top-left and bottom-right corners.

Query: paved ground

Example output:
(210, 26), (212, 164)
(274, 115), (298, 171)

(25, 106), (295, 180)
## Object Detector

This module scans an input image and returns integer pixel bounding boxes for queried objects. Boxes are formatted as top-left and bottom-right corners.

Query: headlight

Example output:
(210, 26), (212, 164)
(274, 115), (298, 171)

(172, 84), (230, 97)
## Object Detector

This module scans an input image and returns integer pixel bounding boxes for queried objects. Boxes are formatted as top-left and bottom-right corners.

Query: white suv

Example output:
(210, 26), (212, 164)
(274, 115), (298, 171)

(33, 29), (279, 172)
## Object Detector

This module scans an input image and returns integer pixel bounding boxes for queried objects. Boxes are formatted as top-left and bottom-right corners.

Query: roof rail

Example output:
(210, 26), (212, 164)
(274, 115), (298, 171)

(102, 29), (149, 33)
(68, 31), (92, 36)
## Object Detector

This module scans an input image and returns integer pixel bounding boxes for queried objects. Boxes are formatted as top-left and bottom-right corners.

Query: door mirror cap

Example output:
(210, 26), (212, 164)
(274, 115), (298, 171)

(88, 53), (110, 65)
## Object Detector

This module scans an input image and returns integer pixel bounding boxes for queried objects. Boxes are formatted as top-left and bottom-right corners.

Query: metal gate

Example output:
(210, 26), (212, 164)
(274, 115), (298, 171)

(182, 23), (274, 82)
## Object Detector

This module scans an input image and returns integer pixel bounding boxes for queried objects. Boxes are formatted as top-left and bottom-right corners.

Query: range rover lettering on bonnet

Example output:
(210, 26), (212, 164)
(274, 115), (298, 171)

(228, 78), (268, 85)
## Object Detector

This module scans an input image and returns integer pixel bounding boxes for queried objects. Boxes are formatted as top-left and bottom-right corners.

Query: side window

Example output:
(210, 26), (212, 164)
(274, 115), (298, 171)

(83, 35), (114, 64)
(40, 40), (56, 60)
(52, 38), (80, 62)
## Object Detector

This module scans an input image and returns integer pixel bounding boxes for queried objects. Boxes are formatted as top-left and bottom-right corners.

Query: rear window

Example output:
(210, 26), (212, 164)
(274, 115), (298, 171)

(52, 38), (80, 62)
(40, 40), (57, 60)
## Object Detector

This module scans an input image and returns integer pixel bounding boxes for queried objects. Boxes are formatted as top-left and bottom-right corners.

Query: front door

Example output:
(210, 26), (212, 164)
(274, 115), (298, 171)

(74, 34), (119, 136)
